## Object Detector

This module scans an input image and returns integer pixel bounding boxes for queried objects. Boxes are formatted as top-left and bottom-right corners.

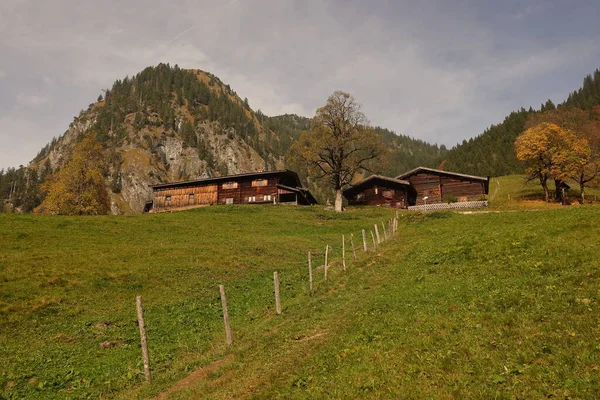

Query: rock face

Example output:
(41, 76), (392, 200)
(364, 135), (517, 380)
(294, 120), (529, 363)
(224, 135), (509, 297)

(31, 67), (275, 214)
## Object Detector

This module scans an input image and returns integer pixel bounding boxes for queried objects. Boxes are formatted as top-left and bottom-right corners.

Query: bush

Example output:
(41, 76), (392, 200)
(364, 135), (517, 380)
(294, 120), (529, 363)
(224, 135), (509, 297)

(442, 194), (458, 204)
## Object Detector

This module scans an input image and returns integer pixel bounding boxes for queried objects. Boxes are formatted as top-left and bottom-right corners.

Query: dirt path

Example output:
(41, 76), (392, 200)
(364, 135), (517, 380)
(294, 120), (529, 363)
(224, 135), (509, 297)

(154, 355), (234, 399)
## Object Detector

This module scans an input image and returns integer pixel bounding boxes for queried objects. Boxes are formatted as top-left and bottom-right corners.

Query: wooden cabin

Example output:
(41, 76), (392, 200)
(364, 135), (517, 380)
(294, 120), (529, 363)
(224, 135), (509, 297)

(149, 170), (317, 212)
(396, 167), (489, 205)
(343, 175), (417, 209)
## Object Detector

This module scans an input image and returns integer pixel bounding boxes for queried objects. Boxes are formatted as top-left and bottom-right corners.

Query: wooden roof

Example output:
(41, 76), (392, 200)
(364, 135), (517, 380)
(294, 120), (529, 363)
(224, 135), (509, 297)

(150, 169), (302, 190)
(277, 184), (318, 205)
(396, 167), (489, 182)
(343, 175), (415, 197)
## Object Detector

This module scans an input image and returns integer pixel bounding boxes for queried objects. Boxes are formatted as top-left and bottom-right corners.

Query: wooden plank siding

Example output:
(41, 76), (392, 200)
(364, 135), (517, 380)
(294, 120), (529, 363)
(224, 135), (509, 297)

(154, 185), (218, 211)
(398, 168), (489, 205)
(349, 186), (408, 208)
(343, 175), (416, 209)
(150, 170), (316, 212)
(217, 178), (278, 205)
(407, 173), (442, 205)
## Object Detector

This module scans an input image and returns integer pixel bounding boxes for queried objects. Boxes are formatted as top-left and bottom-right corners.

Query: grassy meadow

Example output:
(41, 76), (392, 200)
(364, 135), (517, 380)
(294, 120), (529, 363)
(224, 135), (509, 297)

(489, 175), (600, 210)
(1, 193), (600, 398)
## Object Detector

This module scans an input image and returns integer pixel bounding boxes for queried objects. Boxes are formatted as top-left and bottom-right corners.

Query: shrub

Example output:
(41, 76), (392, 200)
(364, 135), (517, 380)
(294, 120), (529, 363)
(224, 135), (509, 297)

(442, 194), (458, 204)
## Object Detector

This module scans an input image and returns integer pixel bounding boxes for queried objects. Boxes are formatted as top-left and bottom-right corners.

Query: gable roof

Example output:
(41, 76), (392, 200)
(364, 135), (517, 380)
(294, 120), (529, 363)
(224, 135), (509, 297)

(150, 169), (302, 190)
(396, 167), (489, 182)
(343, 175), (414, 197)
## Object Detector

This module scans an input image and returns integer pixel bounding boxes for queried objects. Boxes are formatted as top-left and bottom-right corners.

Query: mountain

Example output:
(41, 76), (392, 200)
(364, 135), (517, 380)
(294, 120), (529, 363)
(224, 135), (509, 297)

(6, 64), (443, 214)
(6, 64), (599, 214)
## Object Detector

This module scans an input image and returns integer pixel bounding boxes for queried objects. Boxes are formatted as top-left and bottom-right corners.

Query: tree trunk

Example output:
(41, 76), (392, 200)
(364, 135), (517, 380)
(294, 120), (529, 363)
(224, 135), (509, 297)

(540, 176), (550, 202)
(554, 179), (563, 203)
(580, 178), (585, 204)
(334, 189), (343, 212)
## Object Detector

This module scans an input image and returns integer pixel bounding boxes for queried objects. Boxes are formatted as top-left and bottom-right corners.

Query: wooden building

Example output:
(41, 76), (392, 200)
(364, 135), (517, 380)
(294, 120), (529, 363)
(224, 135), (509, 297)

(150, 170), (317, 212)
(343, 175), (417, 209)
(396, 167), (489, 205)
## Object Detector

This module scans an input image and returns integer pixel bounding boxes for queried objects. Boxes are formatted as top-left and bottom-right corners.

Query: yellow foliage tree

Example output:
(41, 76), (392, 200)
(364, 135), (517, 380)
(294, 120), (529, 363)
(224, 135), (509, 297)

(515, 123), (591, 202)
(40, 134), (110, 215)
(525, 107), (600, 202)
(289, 91), (384, 212)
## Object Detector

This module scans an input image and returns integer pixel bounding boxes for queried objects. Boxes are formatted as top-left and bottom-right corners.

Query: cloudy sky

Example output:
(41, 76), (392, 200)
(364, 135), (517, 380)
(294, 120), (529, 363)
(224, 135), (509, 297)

(1, 0), (599, 169)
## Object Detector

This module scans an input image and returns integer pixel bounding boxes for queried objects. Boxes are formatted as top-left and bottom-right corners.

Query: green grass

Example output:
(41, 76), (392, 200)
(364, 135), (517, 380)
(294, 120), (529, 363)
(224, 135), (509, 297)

(489, 175), (600, 210)
(1, 204), (600, 399)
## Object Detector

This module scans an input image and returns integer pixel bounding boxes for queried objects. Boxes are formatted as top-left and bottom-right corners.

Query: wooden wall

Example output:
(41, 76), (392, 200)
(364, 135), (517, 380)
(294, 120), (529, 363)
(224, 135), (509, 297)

(154, 185), (217, 211)
(347, 186), (408, 209)
(153, 176), (285, 212)
(407, 173), (442, 205)
(407, 173), (486, 205)
(216, 178), (278, 205)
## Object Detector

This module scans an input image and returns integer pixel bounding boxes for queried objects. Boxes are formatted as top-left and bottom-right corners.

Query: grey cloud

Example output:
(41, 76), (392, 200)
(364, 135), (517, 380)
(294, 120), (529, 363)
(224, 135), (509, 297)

(0, 0), (599, 169)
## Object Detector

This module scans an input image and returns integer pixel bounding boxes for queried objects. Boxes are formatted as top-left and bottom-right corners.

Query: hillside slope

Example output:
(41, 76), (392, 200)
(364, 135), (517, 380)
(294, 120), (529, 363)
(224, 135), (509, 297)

(1, 206), (599, 398)
(22, 64), (445, 213)
(30, 65), (278, 213)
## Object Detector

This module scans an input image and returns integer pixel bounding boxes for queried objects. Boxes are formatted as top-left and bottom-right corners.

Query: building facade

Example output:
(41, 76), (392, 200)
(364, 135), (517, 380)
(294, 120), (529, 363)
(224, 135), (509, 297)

(149, 170), (316, 212)
(343, 175), (417, 209)
(396, 167), (489, 205)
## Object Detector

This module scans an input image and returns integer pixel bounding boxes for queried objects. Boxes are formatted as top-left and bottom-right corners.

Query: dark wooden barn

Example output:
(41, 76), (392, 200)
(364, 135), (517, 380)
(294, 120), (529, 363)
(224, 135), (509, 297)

(343, 175), (417, 209)
(149, 170), (317, 212)
(396, 167), (489, 205)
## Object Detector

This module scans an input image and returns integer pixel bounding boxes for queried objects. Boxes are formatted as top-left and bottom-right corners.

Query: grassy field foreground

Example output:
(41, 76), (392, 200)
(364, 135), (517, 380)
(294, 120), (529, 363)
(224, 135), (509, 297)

(1, 205), (600, 399)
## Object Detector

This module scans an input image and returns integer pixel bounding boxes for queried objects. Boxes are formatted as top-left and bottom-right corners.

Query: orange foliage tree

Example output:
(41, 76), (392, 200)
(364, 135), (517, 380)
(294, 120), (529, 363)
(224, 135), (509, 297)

(524, 107), (600, 202)
(515, 123), (592, 202)
(40, 134), (110, 215)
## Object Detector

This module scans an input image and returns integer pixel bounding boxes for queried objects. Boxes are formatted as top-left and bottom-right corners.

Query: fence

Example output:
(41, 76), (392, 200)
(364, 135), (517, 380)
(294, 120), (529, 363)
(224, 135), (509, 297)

(408, 200), (488, 212)
(133, 213), (402, 384)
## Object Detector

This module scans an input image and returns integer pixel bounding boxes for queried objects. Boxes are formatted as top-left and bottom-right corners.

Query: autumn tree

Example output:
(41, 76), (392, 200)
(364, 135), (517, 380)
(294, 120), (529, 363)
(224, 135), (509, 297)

(525, 107), (600, 202)
(289, 91), (384, 212)
(40, 134), (110, 215)
(515, 123), (592, 202)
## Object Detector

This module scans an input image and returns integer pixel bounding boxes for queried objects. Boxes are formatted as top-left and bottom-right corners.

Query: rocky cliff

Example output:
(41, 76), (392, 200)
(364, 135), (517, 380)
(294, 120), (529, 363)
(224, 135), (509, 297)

(32, 65), (280, 214)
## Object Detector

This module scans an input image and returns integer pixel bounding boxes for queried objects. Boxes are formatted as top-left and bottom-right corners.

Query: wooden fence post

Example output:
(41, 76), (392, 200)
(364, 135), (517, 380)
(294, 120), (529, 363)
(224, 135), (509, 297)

(136, 295), (151, 383)
(324, 245), (329, 281)
(381, 222), (387, 240)
(342, 235), (346, 271)
(219, 285), (233, 345)
(274, 271), (282, 315)
(371, 230), (377, 250)
(350, 234), (357, 262)
(362, 229), (368, 252)
(308, 251), (313, 295)
(374, 224), (380, 244)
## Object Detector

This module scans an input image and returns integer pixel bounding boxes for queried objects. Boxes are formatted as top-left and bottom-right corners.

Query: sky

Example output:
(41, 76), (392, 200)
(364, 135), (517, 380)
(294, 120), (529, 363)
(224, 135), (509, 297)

(1, 0), (599, 169)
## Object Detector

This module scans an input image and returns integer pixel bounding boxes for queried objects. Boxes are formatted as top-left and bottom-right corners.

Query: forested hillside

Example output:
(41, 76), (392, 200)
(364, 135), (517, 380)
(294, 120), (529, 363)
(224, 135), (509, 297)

(444, 68), (600, 177)
(2, 65), (599, 213)
(2, 64), (447, 213)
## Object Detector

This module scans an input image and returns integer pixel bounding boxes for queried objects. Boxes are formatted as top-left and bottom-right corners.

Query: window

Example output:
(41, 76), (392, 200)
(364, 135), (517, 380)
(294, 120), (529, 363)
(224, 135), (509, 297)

(264, 194), (272, 202)
(225, 198), (234, 204)
(189, 193), (195, 200)
(356, 193), (365, 201)
(248, 196), (256, 202)
(382, 190), (394, 199)
(252, 179), (268, 187)
(222, 182), (238, 189)
(374, 188), (379, 195)
(165, 195), (172, 201)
